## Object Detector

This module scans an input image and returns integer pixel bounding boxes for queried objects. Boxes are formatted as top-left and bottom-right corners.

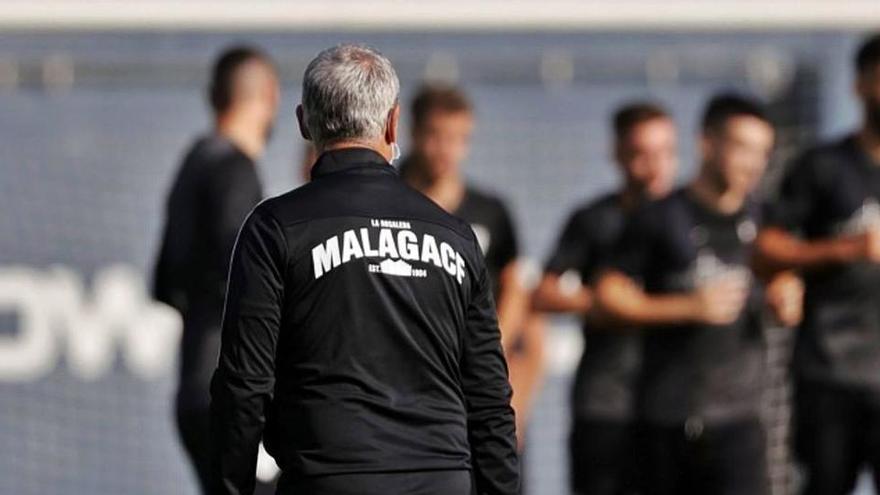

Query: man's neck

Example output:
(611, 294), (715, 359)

(217, 115), (265, 162)
(688, 165), (746, 215)
(410, 171), (466, 213)
(321, 140), (392, 163)
(859, 125), (880, 164)
(618, 183), (645, 211)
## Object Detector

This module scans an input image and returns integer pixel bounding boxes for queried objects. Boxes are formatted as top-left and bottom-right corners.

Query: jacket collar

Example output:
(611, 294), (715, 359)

(310, 147), (396, 180)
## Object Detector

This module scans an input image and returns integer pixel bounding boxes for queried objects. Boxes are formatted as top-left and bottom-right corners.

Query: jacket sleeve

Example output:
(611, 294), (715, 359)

(152, 222), (188, 312)
(152, 192), (197, 313)
(461, 250), (520, 495)
(209, 206), (286, 495)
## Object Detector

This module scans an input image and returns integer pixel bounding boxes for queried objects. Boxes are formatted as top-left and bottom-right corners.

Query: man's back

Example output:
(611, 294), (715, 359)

(211, 148), (518, 494)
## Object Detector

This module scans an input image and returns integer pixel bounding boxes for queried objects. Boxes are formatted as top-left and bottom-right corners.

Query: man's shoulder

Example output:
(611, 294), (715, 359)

(571, 191), (621, 221)
(629, 188), (687, 230)
(410, 185), (478, 240)
(258, 177), (477, 243)
(463, 186), (509, 212)
(792, 134), (858, 174)
(186, 135), (246, 164)
(178, 134), (255, 185)
(459, 186), (516, 232)
(253, 181), (325, 226)
(809, 134), (855, 158)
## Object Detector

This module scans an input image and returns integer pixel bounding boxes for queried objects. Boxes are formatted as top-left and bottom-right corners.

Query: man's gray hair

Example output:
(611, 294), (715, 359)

(302, 44), (400, 148)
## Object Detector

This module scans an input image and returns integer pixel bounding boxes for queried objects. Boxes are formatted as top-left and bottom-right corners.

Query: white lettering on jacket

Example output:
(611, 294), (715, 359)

(312, 221), (466, 284)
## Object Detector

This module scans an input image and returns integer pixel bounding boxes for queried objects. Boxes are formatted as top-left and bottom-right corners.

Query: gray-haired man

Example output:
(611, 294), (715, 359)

(209, 44), (519, 495)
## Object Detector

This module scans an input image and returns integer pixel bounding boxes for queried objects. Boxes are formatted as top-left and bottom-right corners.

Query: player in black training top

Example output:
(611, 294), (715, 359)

(152, 46), (279, 494)
(399, 83), (543, 442)
(595, 94), (803, 495)
(758, 34), (880, 495)
(209, 45), (518, 495)
(533, 102), (678, 495)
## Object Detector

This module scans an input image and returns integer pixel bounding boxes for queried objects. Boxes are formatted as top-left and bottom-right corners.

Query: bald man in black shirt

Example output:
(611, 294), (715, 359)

(153, 45), (279, 493)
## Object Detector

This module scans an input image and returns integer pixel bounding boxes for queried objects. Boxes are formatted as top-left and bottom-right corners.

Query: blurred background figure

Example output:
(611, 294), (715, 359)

(400, 84), (529, 350)
(152, 45), (279, 494)
(532, 101), (678, 495)
(759, 33), (880, 495)
(595, 94), (800, 495)
(398, 83), (544, 441)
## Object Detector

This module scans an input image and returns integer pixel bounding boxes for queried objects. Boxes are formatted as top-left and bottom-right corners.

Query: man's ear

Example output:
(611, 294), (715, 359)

(296, 105), (312, 141)
(385, 104), (401, 145)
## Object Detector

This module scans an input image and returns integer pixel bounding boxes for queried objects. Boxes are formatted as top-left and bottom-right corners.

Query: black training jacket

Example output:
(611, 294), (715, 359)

(209, 148), (519, 495)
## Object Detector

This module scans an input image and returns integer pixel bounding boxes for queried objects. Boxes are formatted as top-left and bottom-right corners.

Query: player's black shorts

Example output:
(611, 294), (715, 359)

(640, 417), (768, 495)
(570, 418), (641, 495)
(795, 378), (880, 495)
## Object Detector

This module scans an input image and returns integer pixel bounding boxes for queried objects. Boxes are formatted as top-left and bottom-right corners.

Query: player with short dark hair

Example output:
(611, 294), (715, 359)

(701, 94), (771, 135)
(410, 83), (474, 131)
(857, 33), (880, 76)
(399, 83), (541, 442)
(758, 33), (880, 495)
(152, 44), (279, 493)
(533, 101), (677, 495)
(613, 103), (671, 145)
(596, 93), (802, 495)
(400, 84), (523, 329)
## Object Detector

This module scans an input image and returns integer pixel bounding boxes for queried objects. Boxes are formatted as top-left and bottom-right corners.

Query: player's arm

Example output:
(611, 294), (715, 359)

(152, 194), (196, 313)
(593, 203), (746, 328)
(152, 222), (190, 312)
(496, 260), (529, 354)
(757, 151), (880, 271)
(532, 272), (592, 314)
(492, 204), (529, 355)
(532, 211), (593, 315)
(462, 257), (519, 495)
(210, 207), (286, 495)
(763, 270), (804, 327)
(756, 226), (877, 271)
(750, 243), (804, 329)
(595, 270), (746, 327)
(507, 314), (545, 449)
